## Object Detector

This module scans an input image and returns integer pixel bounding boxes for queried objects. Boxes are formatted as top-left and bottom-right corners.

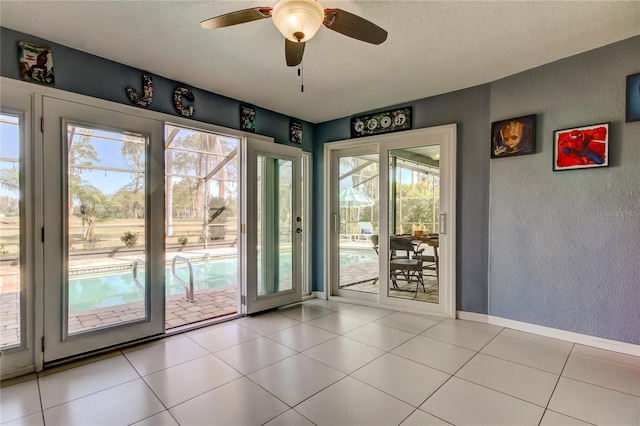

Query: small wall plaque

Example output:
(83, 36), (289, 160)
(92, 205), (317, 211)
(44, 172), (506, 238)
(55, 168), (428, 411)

(351, 107), (411, 138)
(240, 104), (256, 133)
(290, 120), (302, 143)
(18, 41), (55, 85)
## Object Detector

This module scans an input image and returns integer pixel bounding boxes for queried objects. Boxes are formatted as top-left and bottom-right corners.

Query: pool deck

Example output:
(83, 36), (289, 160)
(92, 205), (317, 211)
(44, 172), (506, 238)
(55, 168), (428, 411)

(0, 247), (242, 347)
(0, 241), (436, 347)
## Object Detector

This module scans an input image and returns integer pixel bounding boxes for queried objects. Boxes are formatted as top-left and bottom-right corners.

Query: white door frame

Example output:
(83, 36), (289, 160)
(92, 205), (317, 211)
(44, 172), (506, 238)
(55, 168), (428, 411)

(242, 138), (303, 314)
(324, 124), (457, 317)
(0, 83), (40, 378)
(41, 95), (166, 362)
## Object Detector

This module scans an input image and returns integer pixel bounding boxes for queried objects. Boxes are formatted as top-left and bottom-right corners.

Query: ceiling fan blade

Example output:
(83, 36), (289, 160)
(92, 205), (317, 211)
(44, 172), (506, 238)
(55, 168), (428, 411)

(201, 7), (272, 29)
(285, 39), (305, 67)
(323, 8), (387, 45)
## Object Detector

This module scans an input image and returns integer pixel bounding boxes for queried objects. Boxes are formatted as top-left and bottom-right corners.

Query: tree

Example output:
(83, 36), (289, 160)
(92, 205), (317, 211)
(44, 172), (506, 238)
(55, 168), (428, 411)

(0, 168), (19, 192)
(120, 139), (145, 219)
(67, 128), (99, 217)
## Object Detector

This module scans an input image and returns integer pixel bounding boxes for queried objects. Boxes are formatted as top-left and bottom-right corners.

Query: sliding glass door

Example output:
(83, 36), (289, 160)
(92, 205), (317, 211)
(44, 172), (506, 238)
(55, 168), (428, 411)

(327, 125), (456, 316)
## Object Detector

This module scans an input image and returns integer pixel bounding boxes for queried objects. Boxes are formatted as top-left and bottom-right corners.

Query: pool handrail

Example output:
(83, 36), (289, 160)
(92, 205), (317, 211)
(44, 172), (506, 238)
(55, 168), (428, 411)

(171, 255), (195, 302)
(131, 259), (145, 295)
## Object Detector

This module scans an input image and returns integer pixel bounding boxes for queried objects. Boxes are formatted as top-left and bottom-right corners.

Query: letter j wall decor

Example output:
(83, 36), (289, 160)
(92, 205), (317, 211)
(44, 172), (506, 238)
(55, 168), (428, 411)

(553, 123), (609, 171)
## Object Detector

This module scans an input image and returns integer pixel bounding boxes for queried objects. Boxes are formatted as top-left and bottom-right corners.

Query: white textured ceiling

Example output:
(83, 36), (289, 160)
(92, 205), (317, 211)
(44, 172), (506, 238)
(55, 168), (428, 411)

(1, 1), (639, 123)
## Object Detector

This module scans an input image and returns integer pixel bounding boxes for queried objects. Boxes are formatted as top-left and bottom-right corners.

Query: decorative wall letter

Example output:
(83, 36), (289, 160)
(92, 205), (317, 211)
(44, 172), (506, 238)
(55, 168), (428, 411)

(127, 74), (153, 108)
(126, 74), (154, 108)
(174, 87), (195, 117)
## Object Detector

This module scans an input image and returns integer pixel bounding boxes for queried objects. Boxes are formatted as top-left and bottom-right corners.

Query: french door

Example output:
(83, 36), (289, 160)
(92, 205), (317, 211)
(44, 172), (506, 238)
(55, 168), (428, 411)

(42, 96), (165, 362)
(1, 80), (306, 374)
(243, 139), (303, 314)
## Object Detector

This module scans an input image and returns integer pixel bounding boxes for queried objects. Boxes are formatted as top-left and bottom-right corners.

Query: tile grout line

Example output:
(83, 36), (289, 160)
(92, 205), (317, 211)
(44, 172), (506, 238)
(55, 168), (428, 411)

(536, 341), (578, 426)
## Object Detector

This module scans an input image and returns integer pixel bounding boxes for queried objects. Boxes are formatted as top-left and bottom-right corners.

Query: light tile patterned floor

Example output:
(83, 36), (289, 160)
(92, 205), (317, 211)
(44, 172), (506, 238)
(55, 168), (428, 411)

(2, 300), (638, 426)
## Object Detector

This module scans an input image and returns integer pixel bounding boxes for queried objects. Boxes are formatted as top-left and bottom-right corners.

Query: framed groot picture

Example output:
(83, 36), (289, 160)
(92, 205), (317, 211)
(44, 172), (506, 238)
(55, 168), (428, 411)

(490, 114), (536, 158)
(553, 123), (609, 171)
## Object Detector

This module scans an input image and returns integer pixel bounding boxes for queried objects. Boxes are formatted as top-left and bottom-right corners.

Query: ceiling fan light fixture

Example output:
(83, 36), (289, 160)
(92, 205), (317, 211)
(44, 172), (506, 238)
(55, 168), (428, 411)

(272, 0), (324, 42)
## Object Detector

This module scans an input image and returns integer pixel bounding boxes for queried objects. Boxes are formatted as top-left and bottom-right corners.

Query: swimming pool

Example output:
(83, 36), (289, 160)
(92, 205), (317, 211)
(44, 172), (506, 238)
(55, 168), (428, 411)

(68, 249), (378, 312)
(68, 258), (238, 312)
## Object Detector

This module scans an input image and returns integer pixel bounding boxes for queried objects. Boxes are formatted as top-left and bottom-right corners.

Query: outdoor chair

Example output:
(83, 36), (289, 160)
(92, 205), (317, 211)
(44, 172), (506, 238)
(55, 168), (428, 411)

(389, 237), (425, 296)
(369, 234), (379, 285)
(422, 237), (439, 285)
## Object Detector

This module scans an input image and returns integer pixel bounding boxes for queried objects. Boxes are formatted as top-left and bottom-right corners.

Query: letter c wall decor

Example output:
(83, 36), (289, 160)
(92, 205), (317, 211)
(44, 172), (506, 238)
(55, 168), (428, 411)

(126, 74), (154, 108)
(174, 87), (195, 117)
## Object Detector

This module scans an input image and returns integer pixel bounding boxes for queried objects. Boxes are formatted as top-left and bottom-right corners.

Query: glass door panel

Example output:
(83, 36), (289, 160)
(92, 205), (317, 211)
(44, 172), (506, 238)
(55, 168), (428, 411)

(257, 156), (293, 296)
(165, 124), (240, 328)
(388, 146), (440, 303)
(1, 113), (23, 349)
(66, 124), (148, 333)
(43, 96), (164, 362)
(244, 139), (302, 314)
(332, 147), (380, 299)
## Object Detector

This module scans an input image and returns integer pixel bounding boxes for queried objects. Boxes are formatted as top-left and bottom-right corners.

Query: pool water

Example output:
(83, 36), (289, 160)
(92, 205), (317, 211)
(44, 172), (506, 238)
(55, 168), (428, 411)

(68, 259), (238, 312)
(69, 250), (378, 312)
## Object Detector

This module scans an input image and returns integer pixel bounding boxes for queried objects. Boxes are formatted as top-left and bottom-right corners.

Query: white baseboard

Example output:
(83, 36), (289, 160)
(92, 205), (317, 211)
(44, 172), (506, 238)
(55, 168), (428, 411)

(311, 291), (326, 300)
(457, 311), (640, 357)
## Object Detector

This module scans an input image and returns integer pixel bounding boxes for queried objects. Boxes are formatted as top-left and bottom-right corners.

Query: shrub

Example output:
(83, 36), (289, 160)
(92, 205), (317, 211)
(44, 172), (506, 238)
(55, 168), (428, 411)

(177, 236), (188, 246)
(120, 231), (138, 248)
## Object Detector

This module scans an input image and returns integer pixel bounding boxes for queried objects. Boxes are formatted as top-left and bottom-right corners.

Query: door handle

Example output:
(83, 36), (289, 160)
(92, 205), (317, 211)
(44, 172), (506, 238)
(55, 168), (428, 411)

(439, 213), (446, 235)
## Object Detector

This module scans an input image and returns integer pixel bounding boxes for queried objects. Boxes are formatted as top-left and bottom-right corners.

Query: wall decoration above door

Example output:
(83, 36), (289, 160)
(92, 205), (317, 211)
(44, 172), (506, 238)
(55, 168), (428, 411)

(18, 41), (55, 86)
(126, 74), (154, 108)
(173, 87), (195, 117)
(351, 107), (411, 138)
(290, 119), (302, 143)
(553, 123), (609, 171)
(241, 104), (256, 132)
(491, 114), (536, 158)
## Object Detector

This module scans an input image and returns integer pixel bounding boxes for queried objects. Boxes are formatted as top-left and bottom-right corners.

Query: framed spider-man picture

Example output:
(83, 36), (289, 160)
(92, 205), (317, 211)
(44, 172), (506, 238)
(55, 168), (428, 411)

(553, 123), (609, 171)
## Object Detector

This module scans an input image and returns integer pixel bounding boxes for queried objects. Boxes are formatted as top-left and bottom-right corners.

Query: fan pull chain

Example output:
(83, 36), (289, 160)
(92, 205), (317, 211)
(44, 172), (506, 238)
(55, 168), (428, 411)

(298, 60), (304, 93)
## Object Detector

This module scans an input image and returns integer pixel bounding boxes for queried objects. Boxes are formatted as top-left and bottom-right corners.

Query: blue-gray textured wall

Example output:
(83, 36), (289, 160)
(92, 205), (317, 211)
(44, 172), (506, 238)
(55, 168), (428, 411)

(488, 36), (640, 344)
(0, 27), (315, 151)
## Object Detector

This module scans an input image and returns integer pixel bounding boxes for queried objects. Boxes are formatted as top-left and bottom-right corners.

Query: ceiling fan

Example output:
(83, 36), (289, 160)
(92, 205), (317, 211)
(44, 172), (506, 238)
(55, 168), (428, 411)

(201, 0), (388, 67)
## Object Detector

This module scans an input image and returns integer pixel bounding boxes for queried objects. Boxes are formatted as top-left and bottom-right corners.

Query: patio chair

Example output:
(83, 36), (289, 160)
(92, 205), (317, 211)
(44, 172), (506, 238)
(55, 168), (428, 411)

(422, 237), (439, 285)
(389, 237), (425, 296)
